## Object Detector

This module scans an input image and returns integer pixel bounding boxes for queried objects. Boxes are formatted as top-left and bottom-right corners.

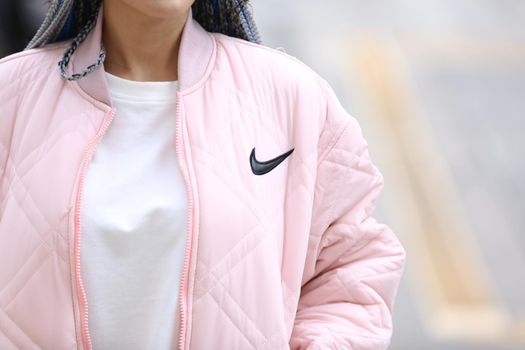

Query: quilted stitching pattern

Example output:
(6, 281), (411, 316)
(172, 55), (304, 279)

(190, 154), (284, 346)
(181, 45), (322, 348)
(0, 17), (405, 349)
(1, 47), (100, 348)
(1, 158), (75, 348)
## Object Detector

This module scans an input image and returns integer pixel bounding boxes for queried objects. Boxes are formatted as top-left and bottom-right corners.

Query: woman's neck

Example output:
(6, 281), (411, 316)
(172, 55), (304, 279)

(101, 2), (188, 81)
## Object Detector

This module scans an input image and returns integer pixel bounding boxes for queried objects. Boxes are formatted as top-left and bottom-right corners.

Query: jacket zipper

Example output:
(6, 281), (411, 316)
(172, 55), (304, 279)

(73, 108), (116, 350)
(176, 91), (195, 350)
(73, 92), (194, 350)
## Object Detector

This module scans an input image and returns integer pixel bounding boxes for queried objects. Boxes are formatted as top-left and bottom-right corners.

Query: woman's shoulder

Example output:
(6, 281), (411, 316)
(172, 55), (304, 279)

(211, 32), (352, 151)
(211, 32), (327, 91)
(0, 41), (69, 87)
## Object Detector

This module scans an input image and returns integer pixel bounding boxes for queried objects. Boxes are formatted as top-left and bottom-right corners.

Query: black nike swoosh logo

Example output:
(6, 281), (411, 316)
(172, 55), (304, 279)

(250, 147), (294, 175)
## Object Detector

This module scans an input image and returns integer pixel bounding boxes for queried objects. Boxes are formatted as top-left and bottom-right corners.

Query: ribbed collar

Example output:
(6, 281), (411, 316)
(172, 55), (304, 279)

(67, 4), (215, 107)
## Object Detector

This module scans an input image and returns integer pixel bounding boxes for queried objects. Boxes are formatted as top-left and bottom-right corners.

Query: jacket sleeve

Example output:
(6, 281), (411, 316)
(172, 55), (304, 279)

(289, 79), (407, 350)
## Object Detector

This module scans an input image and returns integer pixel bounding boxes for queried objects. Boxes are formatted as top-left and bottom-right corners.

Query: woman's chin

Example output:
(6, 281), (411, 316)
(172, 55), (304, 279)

(120, 0), (195, 20)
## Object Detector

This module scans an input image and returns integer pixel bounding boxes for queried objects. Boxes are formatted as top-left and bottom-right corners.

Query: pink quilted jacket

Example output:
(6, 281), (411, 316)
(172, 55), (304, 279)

(0, 6), (406, 350)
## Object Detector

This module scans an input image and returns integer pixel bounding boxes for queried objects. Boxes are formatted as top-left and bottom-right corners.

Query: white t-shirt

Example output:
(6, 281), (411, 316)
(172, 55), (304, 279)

(80, 71), (186, 349)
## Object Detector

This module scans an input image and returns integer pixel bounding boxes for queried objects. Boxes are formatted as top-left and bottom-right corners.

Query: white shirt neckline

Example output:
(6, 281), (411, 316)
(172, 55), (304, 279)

(104, 71), (179, 102)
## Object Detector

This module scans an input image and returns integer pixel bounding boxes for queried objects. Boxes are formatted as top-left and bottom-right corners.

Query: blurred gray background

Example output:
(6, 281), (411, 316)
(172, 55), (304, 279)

(1, 1), (524, 349)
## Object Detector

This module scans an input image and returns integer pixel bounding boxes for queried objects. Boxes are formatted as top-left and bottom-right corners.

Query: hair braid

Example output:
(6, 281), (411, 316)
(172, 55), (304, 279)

(25, 0), (262, 81)
(192, 0), (261, 43)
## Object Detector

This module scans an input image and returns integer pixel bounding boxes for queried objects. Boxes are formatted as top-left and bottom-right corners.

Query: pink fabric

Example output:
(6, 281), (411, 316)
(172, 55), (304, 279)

(0, 5), (406, 350)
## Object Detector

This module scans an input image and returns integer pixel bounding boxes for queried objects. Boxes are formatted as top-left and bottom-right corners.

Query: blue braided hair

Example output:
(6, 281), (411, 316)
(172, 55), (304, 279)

(26, 0), (262, 49)
(192, 0), (261, 43)
(25, 0), (262, 81)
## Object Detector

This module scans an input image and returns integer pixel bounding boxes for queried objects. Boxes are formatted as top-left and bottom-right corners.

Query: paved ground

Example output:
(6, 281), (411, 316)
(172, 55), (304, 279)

(252, 1), (525, 349)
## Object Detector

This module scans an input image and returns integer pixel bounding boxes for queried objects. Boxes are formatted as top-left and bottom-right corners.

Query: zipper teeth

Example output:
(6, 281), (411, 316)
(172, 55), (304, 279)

(177, 91), (194, 350)
(74, 108), (116, 350)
